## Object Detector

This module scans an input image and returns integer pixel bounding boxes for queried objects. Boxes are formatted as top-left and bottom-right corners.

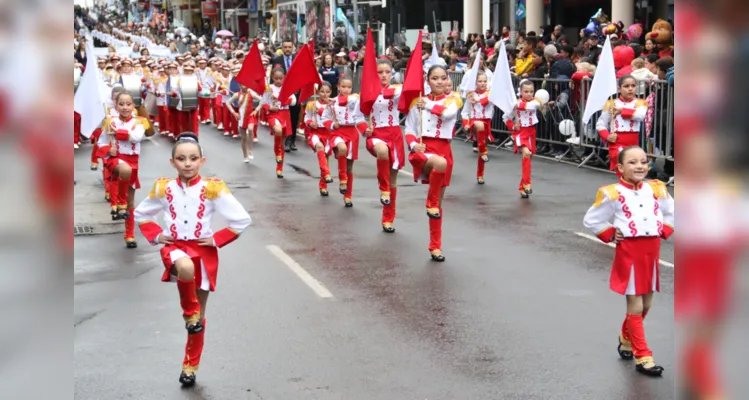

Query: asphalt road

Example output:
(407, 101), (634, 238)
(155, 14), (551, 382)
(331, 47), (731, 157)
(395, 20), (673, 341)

(74, 123), (682, 400)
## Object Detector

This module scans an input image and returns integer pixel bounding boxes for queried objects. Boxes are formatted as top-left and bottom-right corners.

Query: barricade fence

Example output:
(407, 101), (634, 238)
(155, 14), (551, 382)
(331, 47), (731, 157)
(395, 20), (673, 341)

(337, 66), (674, 172)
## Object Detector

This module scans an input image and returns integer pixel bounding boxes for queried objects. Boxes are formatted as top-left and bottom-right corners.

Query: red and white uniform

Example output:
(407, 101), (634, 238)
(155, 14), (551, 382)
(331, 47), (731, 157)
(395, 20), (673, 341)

(329, 94), (367, 160)
(214, 72), (230, 127)
(502, 97), (541, 154)
(261, 84), (297, 136)
(583, 179), (675, 295)
(461, 89), (495, 144)
(196, 67), (214, 122)
(365, 84), (405, 170)
(96, 114), (147, 189)
(405, 92), (463, 185)
(155, 75), (170, 132)
(304, 99), (333, 153)
(173, 75), (203, 135)
(134, 176), (252, 291)
(596, 97), (648, 173)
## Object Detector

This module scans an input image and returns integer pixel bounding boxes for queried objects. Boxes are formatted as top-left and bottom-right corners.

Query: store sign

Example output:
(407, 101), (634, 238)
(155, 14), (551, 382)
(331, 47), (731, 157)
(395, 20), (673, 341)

(248, 0), (258, 13)
(202, 1), (218, 17)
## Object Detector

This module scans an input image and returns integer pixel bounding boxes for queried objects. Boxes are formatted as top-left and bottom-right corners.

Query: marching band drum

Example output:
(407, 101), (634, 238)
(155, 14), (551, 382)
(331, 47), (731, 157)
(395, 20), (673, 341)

(120, 74), (143, 107)
(178, 75), (199, 111)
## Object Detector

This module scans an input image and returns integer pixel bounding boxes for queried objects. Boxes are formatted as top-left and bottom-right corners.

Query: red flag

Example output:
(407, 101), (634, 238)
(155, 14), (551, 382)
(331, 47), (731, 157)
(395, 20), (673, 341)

(397, 34), (424, 114)
(297, 39), (317, 102)
(235, 41), (266, 96)
(279, 43), (322, 103)
(359, 27), (380, 116)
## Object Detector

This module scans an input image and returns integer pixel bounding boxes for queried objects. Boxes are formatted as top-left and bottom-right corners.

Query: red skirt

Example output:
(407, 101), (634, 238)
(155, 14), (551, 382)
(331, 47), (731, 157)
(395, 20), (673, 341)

(306, 127), (331, 153)
(160, 240), (220, 292)
(241, 113), (258, 130)
(366, 126), (406, 170)
(512, 125), (537, 154)
(330, 126), (360, 160)
(611, 236), (661, 295)
(607, 132), (640, 171)
(467, 118), (495, 142)
(408, 137), (453, 186)
(266, 109), (293, 136)
(105, 153), (141, 189)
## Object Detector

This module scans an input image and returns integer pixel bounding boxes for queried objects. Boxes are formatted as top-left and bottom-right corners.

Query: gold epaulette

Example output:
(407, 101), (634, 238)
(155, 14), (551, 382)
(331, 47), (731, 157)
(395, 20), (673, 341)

(647, 180), (669, 199)
(305, 101), (316, 111)
(203, 178), (229, 200)
(409, 97), (421, 111)
(603, 99), (616, 111)
(448, 92), (463, 109)
(635, 99), (648, 108)
(136, 116), (152, 131)
(390, 84), (403, 88)
(148, 178), (172, 199)
(593, 184), (619, 207)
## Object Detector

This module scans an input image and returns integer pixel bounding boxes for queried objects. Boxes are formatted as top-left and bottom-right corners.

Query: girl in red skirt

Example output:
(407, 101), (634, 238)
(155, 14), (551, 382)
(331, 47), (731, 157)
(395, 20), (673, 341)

(304, 82), (335, 196)
(154, 67), (170, 136)
(96, 92), (153, 248)
(329, 76), (368, 207)
(461, 71), (494, 185)
(363, 60), (405, 232)
(226, 84), (258, 162)
(260, 68), (297, 178)
(595, 75), (648, 178)
(502, 79), (541, 198)
(134, 133), (252, 387)
(405, 66), (463, 261)
(583, 145), (674, 377)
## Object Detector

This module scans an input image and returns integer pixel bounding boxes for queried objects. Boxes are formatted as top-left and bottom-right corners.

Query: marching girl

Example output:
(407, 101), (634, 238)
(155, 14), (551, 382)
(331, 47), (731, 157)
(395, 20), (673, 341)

(212, 61), (229, 130)
(595, 75), (648, 178)
(155, 67), (171, 136)
(133, 133), (252, 387)
(219, 65), (237, 137)
(303, 82), (335, 196)
(404, 65), (463, 261)
(502, 79), (542, 198)
(91, 86), (130, 210)
(259, 68), (296, 179)
(225, 84), (257, 162)
(96, 91), (154, 248)
(171, 63), (201, 137)
(329, 76), (368, 207)
(362, 60), (404, 232)
(461, 71), (494, 185)
(583, 145), (674, 376)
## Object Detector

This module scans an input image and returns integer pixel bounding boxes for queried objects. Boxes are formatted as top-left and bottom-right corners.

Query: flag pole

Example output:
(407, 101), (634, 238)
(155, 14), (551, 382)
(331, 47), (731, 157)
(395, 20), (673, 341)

(418, 91), (423, 144)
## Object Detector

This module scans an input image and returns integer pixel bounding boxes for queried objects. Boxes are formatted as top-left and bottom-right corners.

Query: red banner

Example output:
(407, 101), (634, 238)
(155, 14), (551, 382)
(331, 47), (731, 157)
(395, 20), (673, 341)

(201, 1), (218, 18)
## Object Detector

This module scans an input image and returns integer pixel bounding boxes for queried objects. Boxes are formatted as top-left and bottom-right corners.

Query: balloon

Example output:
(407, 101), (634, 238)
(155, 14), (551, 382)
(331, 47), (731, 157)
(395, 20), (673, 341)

(559, 120), (576, 137)
(584, 20), (598, 35)
(628, 23), (643, 40)
(535, 89), (549, 105)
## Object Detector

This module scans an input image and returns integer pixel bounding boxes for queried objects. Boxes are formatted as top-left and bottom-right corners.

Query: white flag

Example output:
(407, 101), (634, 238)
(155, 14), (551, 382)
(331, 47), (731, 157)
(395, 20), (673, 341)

(488, 41), (516, 115)
(582, 36), (617, 124)
(74, 38), (107, 139)
(459, 48), (482, 95)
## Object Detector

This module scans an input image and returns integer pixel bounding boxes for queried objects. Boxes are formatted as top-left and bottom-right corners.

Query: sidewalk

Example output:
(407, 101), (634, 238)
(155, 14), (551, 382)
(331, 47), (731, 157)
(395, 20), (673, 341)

(74, 172), (124, 236)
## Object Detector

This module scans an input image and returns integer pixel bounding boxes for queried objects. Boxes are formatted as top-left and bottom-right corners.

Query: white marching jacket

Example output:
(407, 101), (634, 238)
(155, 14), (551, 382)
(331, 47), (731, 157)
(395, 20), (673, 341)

(330, 94), (366, 127)
(461, 90), (495, 121)
(368, 84), (402, 128)
(97, 115), (148, 156)
(583, 180), (675, 242)
(596, 97), (648, 135)
(404, 92), (463, 149)
(501, 98), (541, 129)
(261, 84), (297, 111)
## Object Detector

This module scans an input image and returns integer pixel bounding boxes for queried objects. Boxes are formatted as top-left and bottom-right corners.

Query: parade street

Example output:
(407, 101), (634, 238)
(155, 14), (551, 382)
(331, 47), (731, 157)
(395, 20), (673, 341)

(74, 127), (680, 399)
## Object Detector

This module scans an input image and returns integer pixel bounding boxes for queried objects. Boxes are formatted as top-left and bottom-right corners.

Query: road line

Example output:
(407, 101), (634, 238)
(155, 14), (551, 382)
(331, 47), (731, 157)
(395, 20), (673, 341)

(399, 169), (413, 176)
(146, 136), (160, 146)
(573, 232), (674, 268)
(266, 245), (334, 298)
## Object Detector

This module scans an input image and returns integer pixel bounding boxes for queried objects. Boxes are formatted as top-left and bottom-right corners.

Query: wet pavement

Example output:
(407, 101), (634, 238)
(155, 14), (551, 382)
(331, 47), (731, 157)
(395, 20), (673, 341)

(74, 125), (684, 399)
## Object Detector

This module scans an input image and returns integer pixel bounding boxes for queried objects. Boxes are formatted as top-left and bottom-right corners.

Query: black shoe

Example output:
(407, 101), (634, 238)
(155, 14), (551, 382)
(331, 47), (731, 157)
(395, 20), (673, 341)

(520, 192), (530, 199)
(430, 250), (445, 262)
(319, 188), (329, 196)
(480, 154), (489, 163)
(324, 175), (334, 183)
(290, 142), (298, 151)
(344, 198), (353, 207)
(617, 336), (634, 360)
(635, 361), (664, 377)
(125, 240), (137, 249)
(117, 210), (130, 220)
(339, 184), (348, 195)
(426, 208), (441, 219)
(185, 320), (204, 334)
(110, 208), (118, 215)
(179, 372), (196, 387)
(382, 223), (395, 233)
(91, 166), (98, 171)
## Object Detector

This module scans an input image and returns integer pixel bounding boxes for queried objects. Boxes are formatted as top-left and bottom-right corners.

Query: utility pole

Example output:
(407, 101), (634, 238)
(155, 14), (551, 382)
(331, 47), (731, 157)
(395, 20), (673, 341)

(352, 0), (359, 42)
(509, 0), (516, 47)
(221, 0), (226, 29)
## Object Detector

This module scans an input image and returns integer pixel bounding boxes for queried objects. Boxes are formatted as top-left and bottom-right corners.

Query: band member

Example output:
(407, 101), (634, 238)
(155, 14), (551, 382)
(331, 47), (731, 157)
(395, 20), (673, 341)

(329, 76), (367, 207)
(171, 63), (201, 137)
(461, 72), (494, 184)
(166, 62), (181, 139)
(596, 75), (648, 178)
(226, 84), (258, 162)
(405, 66), (462, 261)
(219, 65), (237, 137)
(133, 133), (252, 387)
(304, 83), (335, 196)
(583, 146), (674, 377)
(258, 68), (296, 178)
(502, 79), (542, 198)
(362, 60), (405, 231)
(155, 67), (170, 135)
(91, 87), (130, 209)
(96, 92), (154, 248)
(196, 58), (214, 124)
(213, 61), (230, 130)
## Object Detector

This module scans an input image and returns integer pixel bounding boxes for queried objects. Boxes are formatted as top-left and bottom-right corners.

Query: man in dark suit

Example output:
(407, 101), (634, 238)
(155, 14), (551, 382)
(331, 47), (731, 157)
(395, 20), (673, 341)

(271, 39), (299, 151)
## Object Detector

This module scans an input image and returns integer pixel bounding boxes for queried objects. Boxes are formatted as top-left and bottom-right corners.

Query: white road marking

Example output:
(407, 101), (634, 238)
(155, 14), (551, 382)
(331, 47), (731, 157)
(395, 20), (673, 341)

(266, 245), (334, 298)
(399, 169), (413, 176)
(146, 136), (160, 146)
(573, 232), (674, 268)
